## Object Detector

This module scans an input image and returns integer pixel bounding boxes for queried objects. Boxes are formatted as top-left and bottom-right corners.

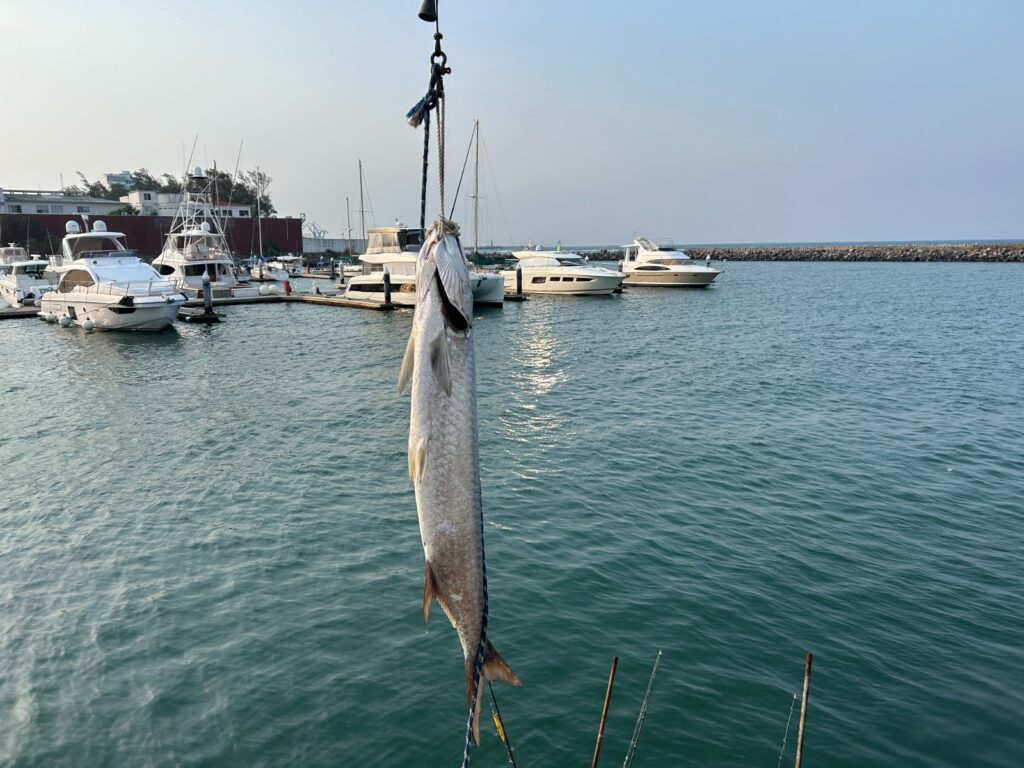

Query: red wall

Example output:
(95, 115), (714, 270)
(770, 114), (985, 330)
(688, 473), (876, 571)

(0, 213), (304, 258)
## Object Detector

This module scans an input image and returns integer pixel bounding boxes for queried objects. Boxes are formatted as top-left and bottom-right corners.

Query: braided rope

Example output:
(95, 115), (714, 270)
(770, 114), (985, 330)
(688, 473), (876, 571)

(437, 90), (447, 219)
(420, 109), (430, 236)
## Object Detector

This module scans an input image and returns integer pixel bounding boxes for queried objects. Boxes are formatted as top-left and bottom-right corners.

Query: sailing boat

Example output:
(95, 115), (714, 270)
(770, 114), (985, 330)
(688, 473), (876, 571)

(464, 120), (505, 303)
(341, 149), (504, 306)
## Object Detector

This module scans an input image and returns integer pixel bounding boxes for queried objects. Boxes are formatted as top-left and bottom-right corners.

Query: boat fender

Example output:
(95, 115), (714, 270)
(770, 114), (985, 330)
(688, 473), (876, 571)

(58, 315), (72, 327)
(83, 318), (95, 331)
(45, 312), (57, 323)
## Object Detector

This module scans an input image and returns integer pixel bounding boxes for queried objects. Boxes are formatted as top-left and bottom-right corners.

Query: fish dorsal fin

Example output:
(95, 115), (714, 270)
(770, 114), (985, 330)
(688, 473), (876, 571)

(433, 233), (472, 331)
(397, 329), (415, 393)
(428, 329), (452, 396)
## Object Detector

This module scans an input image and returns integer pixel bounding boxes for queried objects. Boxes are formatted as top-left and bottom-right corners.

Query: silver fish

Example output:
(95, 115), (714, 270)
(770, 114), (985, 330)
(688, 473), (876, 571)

(398, 222), (521, 743)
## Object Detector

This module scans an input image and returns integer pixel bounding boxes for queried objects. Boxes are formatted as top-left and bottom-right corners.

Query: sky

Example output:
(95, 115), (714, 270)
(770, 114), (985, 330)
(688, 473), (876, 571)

(2, 0), (1022, 245)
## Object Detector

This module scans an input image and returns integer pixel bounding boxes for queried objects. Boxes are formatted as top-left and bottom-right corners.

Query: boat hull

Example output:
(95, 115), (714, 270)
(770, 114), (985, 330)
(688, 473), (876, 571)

(500, 271), (623, 295)
(622, 269), (720, 287)
(343, 272), (504, 307)
(40, 295), (184, 331)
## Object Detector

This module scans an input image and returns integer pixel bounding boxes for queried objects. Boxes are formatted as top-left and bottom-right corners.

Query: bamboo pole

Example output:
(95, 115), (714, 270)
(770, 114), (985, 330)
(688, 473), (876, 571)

(591, 656), (619, 768)
(794, 653), (813, 768)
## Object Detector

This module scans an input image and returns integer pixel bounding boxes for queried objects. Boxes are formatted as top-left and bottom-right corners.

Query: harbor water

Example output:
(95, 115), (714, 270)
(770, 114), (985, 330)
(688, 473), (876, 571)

(2, 262), (1022, 767)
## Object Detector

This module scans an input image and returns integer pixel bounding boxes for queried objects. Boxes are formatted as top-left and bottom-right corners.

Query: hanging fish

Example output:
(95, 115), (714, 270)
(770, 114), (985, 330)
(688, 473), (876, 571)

(399, 220), (521, 743)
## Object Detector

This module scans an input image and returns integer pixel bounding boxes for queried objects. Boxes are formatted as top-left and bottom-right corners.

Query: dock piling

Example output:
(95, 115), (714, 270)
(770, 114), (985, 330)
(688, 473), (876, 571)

(202, 273), (213, 314)
(515, 264), (523, 296)
(383, 269), (392, 305)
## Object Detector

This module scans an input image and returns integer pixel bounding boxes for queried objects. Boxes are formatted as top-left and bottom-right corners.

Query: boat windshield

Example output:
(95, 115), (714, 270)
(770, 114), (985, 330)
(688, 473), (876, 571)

(16, 262), (48, 274)
(556, 256), (588, 267)
(92, 262), (163, 285)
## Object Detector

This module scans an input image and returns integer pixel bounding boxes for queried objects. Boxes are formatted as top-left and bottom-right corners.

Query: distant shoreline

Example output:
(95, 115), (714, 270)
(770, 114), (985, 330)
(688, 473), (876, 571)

(536, 242), (1024, 262)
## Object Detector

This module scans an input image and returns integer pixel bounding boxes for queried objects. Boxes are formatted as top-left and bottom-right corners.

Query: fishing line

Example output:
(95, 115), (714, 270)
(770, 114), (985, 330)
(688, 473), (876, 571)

(776, 692), (798, 768)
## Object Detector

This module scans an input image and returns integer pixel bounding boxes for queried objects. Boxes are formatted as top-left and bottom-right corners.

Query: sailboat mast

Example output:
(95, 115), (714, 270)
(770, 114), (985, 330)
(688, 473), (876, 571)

(472, 120), (480, 257)
(256, 166), (264, 258)
(358, 159), (366, 243)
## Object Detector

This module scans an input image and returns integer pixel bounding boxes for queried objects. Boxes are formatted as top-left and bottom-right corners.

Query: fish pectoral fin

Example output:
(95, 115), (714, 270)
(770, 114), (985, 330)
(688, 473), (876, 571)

(483, 641), (522, 687)
(422, 560), (440, 624)
(408, 435), (428, 482)
(397, 330), (415, 393)
(428, 330), (452, 397)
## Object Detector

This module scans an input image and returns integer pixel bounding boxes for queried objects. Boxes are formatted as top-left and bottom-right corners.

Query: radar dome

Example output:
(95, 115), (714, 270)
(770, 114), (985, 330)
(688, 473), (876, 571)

(193, 166), (205, 179)
(92, 220), (107, 232)
(65, 221), (81, 234)
(200, 222), (211, 233)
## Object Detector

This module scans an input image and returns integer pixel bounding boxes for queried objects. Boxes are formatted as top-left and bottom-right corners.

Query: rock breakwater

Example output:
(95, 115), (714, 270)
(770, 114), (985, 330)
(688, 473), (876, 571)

(576, 243), (1024, 262)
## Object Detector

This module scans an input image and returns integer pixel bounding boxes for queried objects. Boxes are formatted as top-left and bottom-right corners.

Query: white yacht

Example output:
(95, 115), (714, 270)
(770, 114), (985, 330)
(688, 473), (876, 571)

(39, 221), (185, 331)
(248, 257), (289, 282)
(343, 226), (504, 306)
(151, 167), (258, 298)
(0, 244), (54, 307)
(620, 238), (720, 287)
(501, 248), (624, 295)
(266, 254), (303, 276)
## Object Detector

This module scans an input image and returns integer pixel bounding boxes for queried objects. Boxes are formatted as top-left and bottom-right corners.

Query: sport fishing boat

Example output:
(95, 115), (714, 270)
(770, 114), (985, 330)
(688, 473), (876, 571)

(620, 237), (720, 287)
(0, 244), (54, 307)
(501, 247), (624, 295)
(343, 226), (504, 306)
(151, 167), (258, 299)
(39, 220), (185, 331)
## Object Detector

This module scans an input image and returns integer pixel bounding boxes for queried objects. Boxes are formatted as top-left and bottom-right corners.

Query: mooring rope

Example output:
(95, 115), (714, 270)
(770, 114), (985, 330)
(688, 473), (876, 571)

(776, 693), (799, 768)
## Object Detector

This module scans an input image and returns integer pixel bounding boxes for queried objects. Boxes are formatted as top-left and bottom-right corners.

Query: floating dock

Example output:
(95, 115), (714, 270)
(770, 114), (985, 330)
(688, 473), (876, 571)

(0, 289), (532, 321)
(0, 306), (40, 321)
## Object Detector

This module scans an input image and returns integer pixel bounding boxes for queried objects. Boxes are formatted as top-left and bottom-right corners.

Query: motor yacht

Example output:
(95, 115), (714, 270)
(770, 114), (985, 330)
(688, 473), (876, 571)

(501, 248), (624, 295)
(342, 226), (504, 306)
(151, 167), (258, 299)
(39, 221), (185, 331)
(0, 244), (54, 307)
(620, 237), (720, 287)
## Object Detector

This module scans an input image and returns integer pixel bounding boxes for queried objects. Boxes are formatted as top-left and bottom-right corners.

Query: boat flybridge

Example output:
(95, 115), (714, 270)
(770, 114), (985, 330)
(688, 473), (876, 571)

(151, 167), (258, 299)
(39, 220), (185, 331)
(0, 244), (54, 307)
(342, 226), (504, 307)
(620, 238), (720, 287)
(501, 247), (624, 295)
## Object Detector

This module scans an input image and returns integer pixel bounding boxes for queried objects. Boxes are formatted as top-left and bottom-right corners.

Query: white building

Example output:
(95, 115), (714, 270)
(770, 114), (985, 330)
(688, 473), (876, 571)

(0, 188), (129, 216)
(302, 237), (366, 254)
(119, 190), (252, 219)
(100, 171), (134, 190)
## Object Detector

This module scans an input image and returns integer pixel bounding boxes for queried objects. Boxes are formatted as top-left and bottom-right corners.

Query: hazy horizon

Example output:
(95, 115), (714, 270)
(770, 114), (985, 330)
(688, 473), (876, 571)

(4, 0), (1022, 245)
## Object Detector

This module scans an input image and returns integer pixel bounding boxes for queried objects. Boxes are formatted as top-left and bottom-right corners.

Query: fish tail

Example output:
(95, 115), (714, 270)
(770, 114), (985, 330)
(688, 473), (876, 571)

(465, 640), (522, 744)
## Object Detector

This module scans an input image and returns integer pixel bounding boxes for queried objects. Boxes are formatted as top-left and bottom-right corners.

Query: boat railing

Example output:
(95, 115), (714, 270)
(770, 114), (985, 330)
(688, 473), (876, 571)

(77, 249), (138, 260)
(77, 280), (181, 297)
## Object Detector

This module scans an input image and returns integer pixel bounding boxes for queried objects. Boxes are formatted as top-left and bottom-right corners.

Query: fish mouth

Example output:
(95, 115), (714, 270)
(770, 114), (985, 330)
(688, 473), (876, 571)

(435, 270), (469, 332)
